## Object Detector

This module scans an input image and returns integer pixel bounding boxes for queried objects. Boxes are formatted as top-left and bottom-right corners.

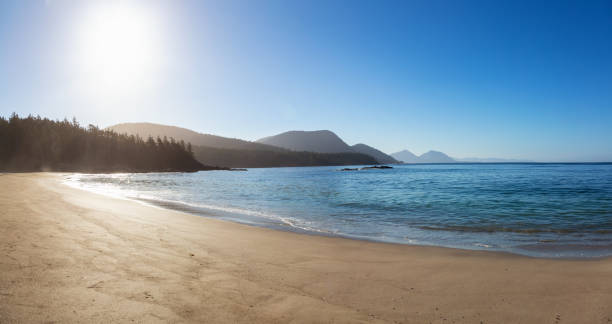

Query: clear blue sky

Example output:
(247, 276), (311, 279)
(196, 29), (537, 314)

(1, 0), (611, 161)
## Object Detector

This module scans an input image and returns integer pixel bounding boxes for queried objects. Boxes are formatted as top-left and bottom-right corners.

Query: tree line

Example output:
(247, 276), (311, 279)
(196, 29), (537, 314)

(192, 145), (378, 168)
(0, 114), (224, 172)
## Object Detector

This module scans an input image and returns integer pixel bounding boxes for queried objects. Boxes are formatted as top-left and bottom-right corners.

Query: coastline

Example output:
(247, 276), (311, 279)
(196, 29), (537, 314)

(1, 173), (611, 323)
(63, 168), (612, 259)
(67, 191), (612, 260)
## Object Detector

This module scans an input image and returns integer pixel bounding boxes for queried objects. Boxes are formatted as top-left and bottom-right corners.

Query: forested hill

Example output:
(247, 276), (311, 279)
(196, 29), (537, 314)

(0, 114), (224, 173)
(108, 122), (284, 151)
(192, 146), (378, 168)
(109, 123), (380, 167)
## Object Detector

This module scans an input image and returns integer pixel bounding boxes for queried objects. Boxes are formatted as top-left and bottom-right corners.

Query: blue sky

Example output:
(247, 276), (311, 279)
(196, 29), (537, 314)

(1, 0), (611, 161)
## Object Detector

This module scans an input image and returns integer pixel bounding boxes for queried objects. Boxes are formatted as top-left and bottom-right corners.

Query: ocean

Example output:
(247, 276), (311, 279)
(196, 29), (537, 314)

(64, 163), (612, 258)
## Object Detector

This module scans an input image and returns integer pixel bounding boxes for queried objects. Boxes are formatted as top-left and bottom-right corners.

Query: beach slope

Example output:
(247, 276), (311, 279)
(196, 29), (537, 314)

(1, 173), (611, 323)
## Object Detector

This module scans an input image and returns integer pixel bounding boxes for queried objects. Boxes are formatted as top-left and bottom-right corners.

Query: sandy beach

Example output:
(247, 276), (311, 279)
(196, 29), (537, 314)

(0, 173), (611, 323)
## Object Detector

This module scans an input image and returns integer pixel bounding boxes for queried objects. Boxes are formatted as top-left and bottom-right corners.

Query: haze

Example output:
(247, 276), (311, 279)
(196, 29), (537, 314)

(1, 0), (611, 162)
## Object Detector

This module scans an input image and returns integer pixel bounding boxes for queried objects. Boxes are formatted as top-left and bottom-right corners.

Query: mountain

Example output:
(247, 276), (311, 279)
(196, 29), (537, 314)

(351, 144), (398, 164)
(108, 123), (379, 168)
(108, 123), (284, 152)
(1, 115), (220, 173)
(256, 130), (398, 164)
(419, 150), (456, 163)
(256, 130), (354, 153)
(192, 146), (377, 168)
(391, 150), (456, 163)
(456, 157), (534, 163)
(391, 150), (420, 163)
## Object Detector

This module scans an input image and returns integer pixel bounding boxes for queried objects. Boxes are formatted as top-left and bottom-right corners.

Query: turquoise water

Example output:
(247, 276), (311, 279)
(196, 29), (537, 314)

(65, 163), (612, 258)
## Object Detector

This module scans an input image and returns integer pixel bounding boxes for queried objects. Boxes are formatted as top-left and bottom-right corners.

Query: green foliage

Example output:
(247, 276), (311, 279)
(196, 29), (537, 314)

(0, 114), (222, 173)
(192, 146), (378, 168)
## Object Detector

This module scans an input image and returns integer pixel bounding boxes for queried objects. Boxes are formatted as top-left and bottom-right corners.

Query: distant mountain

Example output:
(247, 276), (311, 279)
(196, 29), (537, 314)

(108, 123), (284, 152)
(256, 130), (397, 164)
(256, 130), (353, 153)
(419, 150), (456, 163)
(391, 149), (456, 163)
(192, 146), (377, 168)
(391, 150), (420, 163)
(351, 144), (398, 164)
(393, 150), (535, 164)
(108, 123), (378, 168)
(456, 157), (534, 163)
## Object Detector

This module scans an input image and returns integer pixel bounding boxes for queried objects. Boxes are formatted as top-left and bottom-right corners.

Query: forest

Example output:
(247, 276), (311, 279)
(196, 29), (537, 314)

(0, 114), (224, 172)
(107, 123), (383, 168)
(192, 145), (378, 168)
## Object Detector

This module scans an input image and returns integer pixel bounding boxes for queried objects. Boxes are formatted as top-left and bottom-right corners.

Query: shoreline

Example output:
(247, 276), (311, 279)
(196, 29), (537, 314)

(84, 194), (612, 261)
(63, 172), (612, 260)
(1, 173), (612, 323)
(129, 193), (612, 260)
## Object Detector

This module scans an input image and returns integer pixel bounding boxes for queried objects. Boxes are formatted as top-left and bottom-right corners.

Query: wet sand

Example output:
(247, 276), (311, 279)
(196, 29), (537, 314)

(1, 173), (611, 323)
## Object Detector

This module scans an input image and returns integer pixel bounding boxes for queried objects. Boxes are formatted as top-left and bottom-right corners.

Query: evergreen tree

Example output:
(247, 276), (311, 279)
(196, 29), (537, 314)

(0, 114), (225, 173)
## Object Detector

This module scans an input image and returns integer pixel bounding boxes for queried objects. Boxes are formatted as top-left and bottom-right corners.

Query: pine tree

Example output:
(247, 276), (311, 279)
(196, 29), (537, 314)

(0, 114), (224, 173)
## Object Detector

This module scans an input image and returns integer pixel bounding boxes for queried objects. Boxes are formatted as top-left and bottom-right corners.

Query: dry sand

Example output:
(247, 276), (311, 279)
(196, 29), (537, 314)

(1, 173), (611, 323)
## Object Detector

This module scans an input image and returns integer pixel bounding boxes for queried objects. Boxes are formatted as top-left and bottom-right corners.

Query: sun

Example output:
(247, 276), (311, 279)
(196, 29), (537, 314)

(74, 3), (162, 95)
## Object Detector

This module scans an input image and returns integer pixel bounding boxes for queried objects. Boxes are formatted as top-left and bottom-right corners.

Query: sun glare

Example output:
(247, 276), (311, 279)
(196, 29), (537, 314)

(74, 3), (162, 96)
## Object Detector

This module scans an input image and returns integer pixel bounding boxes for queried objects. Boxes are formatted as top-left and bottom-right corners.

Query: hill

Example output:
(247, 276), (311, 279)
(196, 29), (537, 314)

(391, 150), (456, 163)
(256, 130), (354, 153)
(256, 130), (397, 163)
(192, 146), (377, 168)
(391, 150), (420, 163)
(0, 115), (220, 172)
(419, 150), (456, 163)
(351, 144), (398, 164)
(456, 157), (534, 163)
(108, 123), (284, 152)
(108, 123), (379, 167)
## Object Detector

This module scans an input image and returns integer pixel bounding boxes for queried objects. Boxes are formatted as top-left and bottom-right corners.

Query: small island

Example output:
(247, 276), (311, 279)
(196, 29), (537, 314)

(339, 165), (394, 171)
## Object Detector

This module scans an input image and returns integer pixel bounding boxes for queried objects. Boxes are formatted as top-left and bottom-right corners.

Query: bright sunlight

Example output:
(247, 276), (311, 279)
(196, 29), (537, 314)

(73, 2), (162, 96)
